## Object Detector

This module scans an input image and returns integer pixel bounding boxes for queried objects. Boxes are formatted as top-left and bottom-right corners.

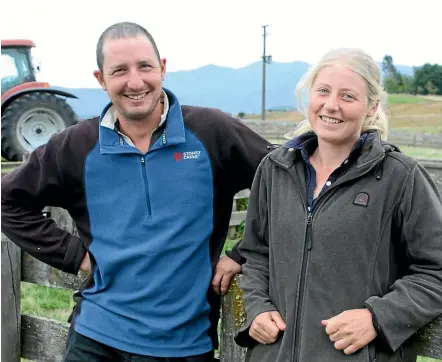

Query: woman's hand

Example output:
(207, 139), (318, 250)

(250, 311), (286, 344)
(322, 309), (377, 355)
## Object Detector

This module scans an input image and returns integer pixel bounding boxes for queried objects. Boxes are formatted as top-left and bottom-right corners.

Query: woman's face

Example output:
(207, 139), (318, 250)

(308, 64), (377, 145)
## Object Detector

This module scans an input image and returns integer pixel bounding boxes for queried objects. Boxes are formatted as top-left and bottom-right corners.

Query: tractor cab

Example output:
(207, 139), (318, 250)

(1, 40), (38, 94)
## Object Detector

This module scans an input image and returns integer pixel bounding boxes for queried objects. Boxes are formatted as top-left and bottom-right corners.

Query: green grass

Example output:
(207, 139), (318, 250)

(21, 282), (74, 322)
(387, 94), (434, 105)
(399, 146), (442, 159)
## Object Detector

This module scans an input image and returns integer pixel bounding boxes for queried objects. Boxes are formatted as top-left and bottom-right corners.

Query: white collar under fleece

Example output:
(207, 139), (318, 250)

(101, 90), (169, 147)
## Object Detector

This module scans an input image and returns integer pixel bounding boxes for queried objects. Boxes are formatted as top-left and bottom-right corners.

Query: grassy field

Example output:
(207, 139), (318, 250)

(399, 146), (442, 159)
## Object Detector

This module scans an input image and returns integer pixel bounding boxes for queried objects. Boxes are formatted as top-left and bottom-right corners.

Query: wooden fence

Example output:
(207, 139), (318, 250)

(2, 160), (442, 361)
(241, 120), (442, 149)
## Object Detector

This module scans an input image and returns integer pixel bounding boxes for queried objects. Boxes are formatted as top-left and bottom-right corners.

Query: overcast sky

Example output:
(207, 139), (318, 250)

(2, 0), (441, 88)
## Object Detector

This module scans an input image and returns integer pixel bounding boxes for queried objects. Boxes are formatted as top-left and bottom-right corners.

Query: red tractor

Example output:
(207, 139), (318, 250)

(1, 39), (78, 161)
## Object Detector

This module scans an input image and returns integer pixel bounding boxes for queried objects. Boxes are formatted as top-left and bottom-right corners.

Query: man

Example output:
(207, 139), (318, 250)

(1, 22), (270, 361)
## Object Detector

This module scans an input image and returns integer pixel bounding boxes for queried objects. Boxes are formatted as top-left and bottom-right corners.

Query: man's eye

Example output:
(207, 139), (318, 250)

(140, 63), (152, 69)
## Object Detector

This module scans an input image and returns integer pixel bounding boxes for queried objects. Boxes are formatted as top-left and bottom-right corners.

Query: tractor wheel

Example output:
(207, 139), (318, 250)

(1, 92), (78, 161)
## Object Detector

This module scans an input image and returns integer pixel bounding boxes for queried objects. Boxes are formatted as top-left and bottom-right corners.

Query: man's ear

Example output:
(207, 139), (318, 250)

(160, 58), (167, 81)
(93, 70), (107, 91)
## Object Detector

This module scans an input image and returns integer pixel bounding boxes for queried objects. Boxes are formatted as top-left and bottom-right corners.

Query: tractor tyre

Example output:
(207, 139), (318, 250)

(1, 92), (78, 161)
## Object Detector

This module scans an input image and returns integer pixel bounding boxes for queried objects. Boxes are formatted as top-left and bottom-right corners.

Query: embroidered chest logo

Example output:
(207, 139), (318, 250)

(353, 192), (370, 207)
(174, 151), (201, 161)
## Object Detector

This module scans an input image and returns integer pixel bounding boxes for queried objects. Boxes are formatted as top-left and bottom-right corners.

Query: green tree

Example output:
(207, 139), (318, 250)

(414, 63), (442, 95)
(382, 55), (403, 87)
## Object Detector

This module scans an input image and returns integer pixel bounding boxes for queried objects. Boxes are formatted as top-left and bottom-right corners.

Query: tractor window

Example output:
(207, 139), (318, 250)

(1, 47), (34, 93)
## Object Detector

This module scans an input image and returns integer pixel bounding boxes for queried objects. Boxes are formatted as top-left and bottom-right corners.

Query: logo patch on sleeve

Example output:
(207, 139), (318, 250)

(353, 192), (370, 207)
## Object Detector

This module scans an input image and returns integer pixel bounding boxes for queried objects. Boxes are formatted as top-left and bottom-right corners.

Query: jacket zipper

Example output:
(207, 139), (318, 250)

(140, 156), (152, 216)
(275, 154), (385, 362)
(293, 211), (313, 361)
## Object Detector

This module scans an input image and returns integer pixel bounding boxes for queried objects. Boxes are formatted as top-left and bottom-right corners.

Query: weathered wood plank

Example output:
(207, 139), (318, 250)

(229, 211), (247, 226)
(234, 189), (250, 199)
(420, 160), (442, 195)
(44, 206), (78, 235)
(22, 252), (88, 290)
(1, 235), (22, 362)
(21, 314), (69, 362)
(220, 276), (247, 362)
(18, 206), (87, 289)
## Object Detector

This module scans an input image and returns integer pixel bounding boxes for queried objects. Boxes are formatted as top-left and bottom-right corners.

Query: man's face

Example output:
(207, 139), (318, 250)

(94, 35), (166, 123)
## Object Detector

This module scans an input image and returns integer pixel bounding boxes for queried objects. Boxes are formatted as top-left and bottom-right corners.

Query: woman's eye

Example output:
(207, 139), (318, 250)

(342, 94), (355, 101)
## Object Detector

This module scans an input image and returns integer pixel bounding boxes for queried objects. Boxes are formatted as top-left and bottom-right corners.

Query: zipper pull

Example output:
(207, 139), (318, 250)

(307, 213), (313, 250)
(141, 157), (145, 165)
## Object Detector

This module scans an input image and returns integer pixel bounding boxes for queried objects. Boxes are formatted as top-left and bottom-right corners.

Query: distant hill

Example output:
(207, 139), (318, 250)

(61, 61), (415, 119)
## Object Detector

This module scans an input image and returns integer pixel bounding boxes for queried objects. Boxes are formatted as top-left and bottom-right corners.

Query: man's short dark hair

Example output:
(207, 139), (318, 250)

(96, 22), (161, 72)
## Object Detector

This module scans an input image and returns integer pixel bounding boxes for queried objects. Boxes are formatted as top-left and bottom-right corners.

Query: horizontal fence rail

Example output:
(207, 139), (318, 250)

(240, 120), (442, 148)
(1, 161), (442, 361)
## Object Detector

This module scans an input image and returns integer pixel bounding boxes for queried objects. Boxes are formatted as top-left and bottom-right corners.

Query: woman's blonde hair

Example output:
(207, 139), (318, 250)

(287, 48), (389, 140)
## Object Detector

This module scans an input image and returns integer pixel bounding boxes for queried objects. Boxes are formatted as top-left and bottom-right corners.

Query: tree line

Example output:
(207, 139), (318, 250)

(383, 55), (442, 95)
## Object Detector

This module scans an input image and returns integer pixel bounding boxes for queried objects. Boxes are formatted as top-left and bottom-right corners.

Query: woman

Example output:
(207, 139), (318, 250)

(235, 48), (442, 362)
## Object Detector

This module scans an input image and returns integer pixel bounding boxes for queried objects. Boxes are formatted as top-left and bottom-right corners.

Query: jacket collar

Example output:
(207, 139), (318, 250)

(269, 130), (388, 170)
(98, 87), (186, 155)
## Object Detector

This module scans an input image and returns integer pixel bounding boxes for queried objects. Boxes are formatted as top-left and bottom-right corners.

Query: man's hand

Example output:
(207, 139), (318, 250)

(250, 311), (286, 344)
(321, 309), (377, 355)
(211, 256), (241, 295)
(79, 252), (91, 273)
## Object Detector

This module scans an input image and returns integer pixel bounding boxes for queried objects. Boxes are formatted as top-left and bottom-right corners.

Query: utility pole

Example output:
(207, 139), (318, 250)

(261, 25), (272, 121)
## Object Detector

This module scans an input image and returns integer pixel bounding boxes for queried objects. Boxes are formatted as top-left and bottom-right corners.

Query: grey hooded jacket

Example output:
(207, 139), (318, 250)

(236, 131), (442, 362)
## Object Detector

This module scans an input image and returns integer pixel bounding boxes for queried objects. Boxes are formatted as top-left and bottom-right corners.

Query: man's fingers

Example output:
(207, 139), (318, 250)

(270, 311), (286, 331)
(211, 271), (222, 295)
(220, 273), (233, 295)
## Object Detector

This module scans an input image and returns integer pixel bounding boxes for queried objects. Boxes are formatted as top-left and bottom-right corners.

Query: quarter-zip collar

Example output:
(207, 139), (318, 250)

(98, 87), (186, 155)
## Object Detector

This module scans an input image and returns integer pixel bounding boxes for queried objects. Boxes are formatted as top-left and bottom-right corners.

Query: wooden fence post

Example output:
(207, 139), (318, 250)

(228, 199), (238, 239)
(1, 234), (22, 362)
(220, 275), (247, 362)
